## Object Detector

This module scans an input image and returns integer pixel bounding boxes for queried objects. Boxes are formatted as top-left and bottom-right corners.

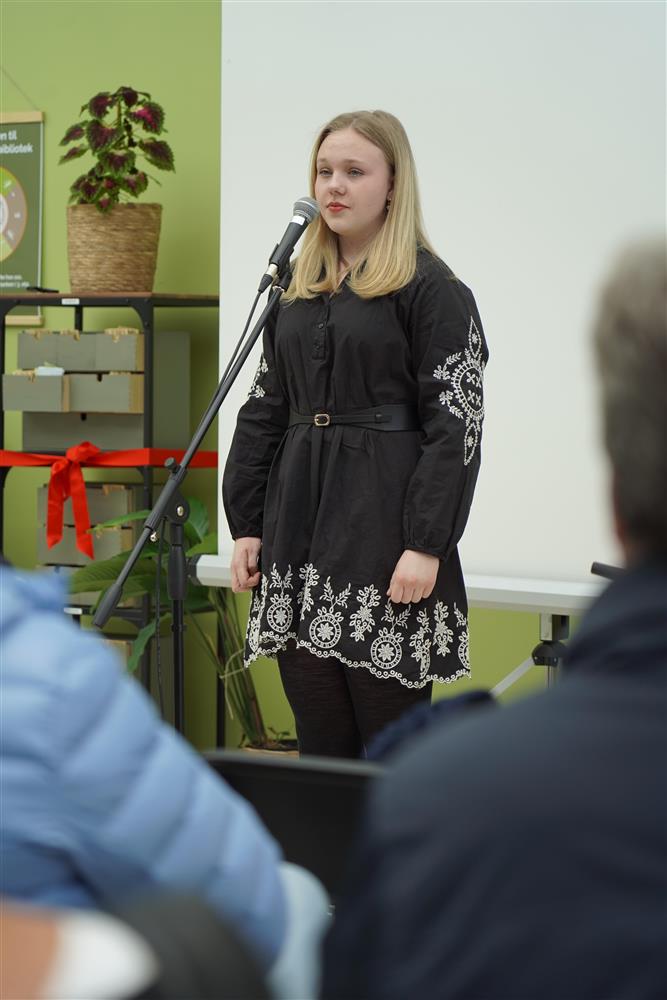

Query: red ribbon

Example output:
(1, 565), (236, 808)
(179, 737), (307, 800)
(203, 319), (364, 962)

(0, 444), (218, 559)
(48, 442), (101, 558)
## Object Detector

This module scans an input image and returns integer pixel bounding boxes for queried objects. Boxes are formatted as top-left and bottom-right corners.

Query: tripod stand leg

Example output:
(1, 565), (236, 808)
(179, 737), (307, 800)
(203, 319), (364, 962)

(533, 613), (570, 685)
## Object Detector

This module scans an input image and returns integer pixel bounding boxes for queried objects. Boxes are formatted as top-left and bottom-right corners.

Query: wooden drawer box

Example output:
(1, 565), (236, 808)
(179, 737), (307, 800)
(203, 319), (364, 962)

(18, 328), (144, 372)
(3, 372), (70, 412)
(37, 524), (134, 566)
(37, 483), (144, 526)
(69, 373), (144, 413)
(20, 330), (190, 450)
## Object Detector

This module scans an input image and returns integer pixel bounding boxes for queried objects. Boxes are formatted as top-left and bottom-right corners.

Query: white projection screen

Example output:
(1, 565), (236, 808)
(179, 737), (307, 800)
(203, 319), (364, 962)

(215, 1), (665, 600)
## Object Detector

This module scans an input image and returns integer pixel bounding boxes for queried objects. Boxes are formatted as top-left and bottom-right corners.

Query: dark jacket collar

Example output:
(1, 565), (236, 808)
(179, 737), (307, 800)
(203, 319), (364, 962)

(564, 558), (667, 678)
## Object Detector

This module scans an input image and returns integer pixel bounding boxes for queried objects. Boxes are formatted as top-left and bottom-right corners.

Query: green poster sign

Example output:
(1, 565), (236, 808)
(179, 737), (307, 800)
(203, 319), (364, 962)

(0, 113), (44, 319)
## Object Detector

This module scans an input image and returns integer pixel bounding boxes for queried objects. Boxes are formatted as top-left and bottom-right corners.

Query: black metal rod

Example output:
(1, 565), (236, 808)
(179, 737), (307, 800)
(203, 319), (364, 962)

(91, 279), (287, 733)
(591, 561), (624, 580)
(169, 517), (188, 731)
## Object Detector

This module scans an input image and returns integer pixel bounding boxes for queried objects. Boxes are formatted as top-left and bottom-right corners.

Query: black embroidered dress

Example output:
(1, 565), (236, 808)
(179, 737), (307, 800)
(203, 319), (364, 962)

(223, 250), (488, 688)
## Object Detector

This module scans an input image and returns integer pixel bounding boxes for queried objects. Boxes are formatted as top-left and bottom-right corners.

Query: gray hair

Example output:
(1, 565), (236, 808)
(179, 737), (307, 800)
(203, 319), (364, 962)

(593, 237), (667, 555)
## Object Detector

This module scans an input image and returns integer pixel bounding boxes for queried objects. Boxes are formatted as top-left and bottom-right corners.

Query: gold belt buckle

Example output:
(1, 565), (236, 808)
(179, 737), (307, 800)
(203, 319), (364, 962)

(313, 412), (331, 427)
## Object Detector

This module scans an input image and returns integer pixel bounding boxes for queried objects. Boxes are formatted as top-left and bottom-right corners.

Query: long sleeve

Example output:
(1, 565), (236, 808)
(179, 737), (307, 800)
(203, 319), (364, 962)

(0, 569), (287, 970)
(222, 312), (289, 539)
(59, 662), (287, 969)
(402, 257), (488, 560)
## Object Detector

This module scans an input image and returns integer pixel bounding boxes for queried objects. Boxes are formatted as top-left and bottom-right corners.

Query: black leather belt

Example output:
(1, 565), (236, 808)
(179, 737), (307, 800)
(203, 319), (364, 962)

(288, 403), (420, 431)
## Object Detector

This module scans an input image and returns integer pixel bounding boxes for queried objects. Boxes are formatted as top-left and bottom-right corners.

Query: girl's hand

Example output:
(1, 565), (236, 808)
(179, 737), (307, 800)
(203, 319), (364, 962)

(231, 537), (262, 592)
(387, 550), (439, 604)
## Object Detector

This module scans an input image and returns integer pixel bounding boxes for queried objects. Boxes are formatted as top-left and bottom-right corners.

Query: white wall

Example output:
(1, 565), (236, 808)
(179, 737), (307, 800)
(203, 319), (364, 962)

(218, 0), (665, 587)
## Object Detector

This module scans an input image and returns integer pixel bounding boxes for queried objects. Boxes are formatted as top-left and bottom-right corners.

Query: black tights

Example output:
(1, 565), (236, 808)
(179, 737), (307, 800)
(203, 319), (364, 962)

(277, 645), (432, 758)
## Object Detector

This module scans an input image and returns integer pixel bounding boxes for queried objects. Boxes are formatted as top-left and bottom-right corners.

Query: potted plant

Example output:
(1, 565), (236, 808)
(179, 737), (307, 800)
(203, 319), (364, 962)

(68, 497), (294, 751)
(59, 86), (175, 293)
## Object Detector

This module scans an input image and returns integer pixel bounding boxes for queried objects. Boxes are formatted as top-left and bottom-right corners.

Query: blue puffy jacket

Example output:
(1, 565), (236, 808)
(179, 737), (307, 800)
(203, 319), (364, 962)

(0, 565), (286, 969)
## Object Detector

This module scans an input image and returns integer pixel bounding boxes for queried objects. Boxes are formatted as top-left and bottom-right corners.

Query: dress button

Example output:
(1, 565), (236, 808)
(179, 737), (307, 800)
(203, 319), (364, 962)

(317, 322), (324, 329)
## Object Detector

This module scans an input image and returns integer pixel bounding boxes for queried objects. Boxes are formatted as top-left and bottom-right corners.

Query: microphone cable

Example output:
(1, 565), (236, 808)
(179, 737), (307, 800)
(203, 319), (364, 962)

(219, 287), (263, 388)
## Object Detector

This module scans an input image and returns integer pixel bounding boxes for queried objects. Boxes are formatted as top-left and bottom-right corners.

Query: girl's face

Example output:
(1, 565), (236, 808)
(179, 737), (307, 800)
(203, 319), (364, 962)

(314, 127), (393, 250)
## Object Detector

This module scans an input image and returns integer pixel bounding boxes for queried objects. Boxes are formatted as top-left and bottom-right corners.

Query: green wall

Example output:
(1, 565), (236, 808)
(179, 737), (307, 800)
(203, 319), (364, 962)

(1, 0), (222, 747)
(2, 0), (548, 754)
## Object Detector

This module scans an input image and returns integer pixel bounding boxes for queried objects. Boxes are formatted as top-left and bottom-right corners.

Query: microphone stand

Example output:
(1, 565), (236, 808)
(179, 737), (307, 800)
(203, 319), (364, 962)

(92, 269), (291, 733)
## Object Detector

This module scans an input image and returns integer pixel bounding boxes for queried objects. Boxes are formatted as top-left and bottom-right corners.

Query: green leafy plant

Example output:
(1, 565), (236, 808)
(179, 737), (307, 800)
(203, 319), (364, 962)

(69, 497), (287, 748)
(203, 586), (291, 751)
(59, 86), (175, 213)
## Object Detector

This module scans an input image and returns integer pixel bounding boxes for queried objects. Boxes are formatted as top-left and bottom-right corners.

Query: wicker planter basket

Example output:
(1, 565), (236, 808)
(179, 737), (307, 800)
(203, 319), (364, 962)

(67, 203), (162, 293)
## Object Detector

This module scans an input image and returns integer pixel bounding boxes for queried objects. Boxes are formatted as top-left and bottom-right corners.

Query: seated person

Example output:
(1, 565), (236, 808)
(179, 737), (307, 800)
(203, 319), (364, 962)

(321, 238), (667, 999)
(0, 562), (328, 998)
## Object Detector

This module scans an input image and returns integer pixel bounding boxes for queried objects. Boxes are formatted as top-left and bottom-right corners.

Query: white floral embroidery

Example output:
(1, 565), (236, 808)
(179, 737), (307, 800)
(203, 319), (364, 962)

(265, 565), (293, 634)
(454, 603), (470, 670)
(433, 602), (454, 657)
(370, 601), (411, 671)
(248, 355), (269, 399)
(433, 317), (485, 465)
(244, 562), (471, 689)
(247, 576), (268, 654)
(409, 608), (432, 675)
(350, 585), (382, 641)
(309, 577), (351, 650)
(298, 563), (320, 618)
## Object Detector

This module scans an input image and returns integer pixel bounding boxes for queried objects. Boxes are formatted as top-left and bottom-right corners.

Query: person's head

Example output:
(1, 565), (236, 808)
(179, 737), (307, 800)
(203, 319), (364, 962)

(314, 124), (394, 256)
(285, 110), (434, 301)
(593, 238), (667, 562)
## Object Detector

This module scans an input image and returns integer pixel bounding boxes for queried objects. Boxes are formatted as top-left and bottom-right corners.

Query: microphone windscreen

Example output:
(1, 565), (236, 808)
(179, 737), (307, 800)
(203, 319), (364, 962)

(293, 196), (320, 223)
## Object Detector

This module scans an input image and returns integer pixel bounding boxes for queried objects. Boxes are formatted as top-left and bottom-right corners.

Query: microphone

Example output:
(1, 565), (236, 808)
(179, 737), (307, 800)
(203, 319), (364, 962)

(258, 197), (320, 292)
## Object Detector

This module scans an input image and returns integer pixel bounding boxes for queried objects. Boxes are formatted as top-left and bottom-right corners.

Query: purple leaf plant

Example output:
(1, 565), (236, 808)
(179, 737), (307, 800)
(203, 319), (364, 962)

(59, 86), (175, 213)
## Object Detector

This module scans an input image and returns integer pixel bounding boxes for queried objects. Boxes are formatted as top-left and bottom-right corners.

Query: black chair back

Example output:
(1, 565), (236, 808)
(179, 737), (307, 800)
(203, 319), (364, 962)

(204, 749), (382, 897)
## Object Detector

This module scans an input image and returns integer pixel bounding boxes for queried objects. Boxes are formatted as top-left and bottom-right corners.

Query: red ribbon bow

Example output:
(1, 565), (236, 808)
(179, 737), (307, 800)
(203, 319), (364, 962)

(47, 441), (103, 559)
(0, 445), (218, 561)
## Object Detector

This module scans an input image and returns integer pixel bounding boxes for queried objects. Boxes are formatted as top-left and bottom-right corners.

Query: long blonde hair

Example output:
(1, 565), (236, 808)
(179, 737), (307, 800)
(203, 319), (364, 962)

(284, 110), (435, 301)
